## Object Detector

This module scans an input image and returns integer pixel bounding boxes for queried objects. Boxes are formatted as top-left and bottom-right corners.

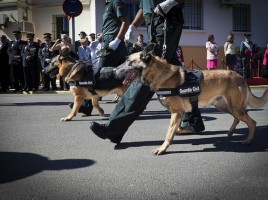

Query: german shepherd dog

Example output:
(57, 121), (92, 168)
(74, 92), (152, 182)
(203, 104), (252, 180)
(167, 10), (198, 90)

(127, 44), (268, 155)
(45, 55), (135, 121)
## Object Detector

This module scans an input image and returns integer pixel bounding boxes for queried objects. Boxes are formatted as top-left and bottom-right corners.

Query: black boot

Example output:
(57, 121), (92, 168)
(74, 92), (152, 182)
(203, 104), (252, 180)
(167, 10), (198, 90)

(89, 122), (122, 144)
(69, 100), (93, 116)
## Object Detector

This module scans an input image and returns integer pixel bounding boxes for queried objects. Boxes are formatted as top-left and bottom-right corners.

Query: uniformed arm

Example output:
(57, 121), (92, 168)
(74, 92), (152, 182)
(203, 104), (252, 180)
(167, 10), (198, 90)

(109, 16), (130, 50)
(125, 9), (144, 44)
(116, 16), (130, 41)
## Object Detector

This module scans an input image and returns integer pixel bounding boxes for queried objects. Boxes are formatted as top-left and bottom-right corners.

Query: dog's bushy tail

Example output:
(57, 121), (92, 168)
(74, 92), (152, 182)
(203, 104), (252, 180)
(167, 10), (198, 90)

(248, 88), (268, 108)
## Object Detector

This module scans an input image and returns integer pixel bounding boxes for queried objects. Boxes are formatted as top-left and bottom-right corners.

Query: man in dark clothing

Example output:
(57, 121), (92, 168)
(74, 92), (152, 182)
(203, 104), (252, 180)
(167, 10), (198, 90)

(71, 0), (130, 116)
(0, 35), (10, 92)
(90, 0), (205, 144)
(21, 33), (40, 91)
(8, 30), (27, 92)
(39, 33), (58, 91)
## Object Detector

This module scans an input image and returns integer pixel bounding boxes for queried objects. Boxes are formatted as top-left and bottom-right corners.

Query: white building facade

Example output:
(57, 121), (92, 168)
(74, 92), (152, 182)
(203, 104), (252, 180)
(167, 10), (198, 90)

(1, 0), (267, 68)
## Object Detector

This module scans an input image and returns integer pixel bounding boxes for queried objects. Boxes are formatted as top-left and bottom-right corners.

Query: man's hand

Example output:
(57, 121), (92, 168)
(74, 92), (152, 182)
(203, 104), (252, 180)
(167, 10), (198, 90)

(154, 0), (178, 17)
(125, 25), (136, 44)
(109, 38), (121, 50)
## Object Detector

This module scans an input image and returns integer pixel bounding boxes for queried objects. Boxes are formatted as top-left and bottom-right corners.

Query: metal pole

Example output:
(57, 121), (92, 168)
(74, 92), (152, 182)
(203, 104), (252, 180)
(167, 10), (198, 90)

(72, 16), (75, 52)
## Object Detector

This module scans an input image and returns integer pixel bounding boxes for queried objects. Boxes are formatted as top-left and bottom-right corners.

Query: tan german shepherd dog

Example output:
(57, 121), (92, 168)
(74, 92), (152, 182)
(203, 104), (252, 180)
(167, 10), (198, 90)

(46, 55), (133, 121)
(127, 44), (268, 155)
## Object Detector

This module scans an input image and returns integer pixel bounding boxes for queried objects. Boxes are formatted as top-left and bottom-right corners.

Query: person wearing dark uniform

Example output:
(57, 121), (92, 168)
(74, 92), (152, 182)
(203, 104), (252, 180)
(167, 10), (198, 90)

(90, 0), (205, 143)
(0, 35), (10, 92)
(240, 33), (253, 79)
(39, 33), (58, 91)
(71, 0), (130, 115)
(21, 33), (40, 91)
(8, 30), (27, 92)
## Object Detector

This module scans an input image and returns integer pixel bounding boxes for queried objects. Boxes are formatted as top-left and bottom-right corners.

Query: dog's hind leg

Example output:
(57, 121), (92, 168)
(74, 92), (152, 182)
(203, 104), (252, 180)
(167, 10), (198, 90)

(230, 109), (256, 144)
(152, 112), (182, 155)
(214, 97), (240, 137)
(61, 96), (83, 121)
(91, 95), (104, 116)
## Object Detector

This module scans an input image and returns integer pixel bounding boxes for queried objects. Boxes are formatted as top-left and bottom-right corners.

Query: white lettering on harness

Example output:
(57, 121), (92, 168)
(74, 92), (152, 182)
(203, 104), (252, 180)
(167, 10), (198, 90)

(179, 86), (200, 94)
(79, 81), (93, 85)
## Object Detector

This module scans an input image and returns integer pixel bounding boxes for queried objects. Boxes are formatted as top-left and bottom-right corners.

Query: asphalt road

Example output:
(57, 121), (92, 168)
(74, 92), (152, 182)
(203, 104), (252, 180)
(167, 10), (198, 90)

(0, 88), (268, 200)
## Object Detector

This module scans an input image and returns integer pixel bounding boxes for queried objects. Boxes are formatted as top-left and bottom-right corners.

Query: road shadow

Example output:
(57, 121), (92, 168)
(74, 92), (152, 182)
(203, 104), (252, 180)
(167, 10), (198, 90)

(115, 126), (268, 154)
(0, 152), (95, 184)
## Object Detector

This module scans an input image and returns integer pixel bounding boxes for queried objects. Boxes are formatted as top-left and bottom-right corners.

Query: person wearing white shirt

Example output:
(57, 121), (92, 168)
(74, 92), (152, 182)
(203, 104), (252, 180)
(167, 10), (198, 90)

(89, 33), (104, 75)
(206, 34), (219, 70)
(224, 34), (236, 70)
(78, 38), (91, 63)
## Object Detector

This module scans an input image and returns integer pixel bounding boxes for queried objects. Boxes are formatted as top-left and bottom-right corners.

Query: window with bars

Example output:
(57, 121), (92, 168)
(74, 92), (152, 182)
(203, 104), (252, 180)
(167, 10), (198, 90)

(183, 0), (203, 30)
(232, 4), (251, 32)
(52, 14), (69, 39)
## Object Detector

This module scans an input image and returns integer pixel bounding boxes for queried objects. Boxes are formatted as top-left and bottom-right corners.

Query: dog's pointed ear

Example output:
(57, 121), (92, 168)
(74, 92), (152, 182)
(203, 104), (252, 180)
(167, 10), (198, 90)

(140, 43), (155, 63)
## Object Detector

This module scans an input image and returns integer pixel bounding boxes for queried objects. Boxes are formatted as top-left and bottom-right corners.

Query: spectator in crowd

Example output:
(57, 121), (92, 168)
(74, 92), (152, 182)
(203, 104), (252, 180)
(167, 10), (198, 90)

(8, 30), (27, 92)
(89, 33), (104, 74)
(176, 45), (185, 67)
(124, 39), (133, 55)
(252, 44), (263, 77)
(224, 33), (236, 70)
(39, 33), (58, 91)
(75, 31), (90, 53)
(240, 33), (254, 78)
(206, 34), (219, 70)
(89, 33), (96, 43)
(90, 0), (204, 144)
(262, 43), (268, 78)
(21, 33), (40, 91)
(78, 38), (91, 63)
(0, 35), (10, 92)
(50, 31), (73, 90)
(131, 33), (147, 53)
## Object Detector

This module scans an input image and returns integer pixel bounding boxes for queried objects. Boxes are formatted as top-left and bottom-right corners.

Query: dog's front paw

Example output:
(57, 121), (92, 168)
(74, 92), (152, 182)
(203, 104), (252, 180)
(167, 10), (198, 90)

(61, 117), (72, 121)
(151, 142), (170, 155)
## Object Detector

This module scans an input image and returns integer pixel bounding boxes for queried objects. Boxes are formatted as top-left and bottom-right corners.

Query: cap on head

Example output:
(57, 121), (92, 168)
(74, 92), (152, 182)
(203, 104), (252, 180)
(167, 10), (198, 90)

(244, 33), (251, 38)
(44, 33), (52, 39)
(78, 31), (87, 36)
(13, 30), (21, 35)
(26, 33), (35, 38)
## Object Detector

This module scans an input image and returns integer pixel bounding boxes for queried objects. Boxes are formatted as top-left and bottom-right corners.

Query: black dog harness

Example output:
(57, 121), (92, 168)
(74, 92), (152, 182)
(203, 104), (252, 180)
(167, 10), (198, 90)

(67, 62), (96, 94)
(156, 70), (203, 98)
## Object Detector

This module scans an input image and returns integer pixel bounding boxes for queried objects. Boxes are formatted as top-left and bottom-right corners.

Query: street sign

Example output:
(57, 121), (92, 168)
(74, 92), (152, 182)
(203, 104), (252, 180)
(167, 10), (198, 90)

(63, 0), (83, 17)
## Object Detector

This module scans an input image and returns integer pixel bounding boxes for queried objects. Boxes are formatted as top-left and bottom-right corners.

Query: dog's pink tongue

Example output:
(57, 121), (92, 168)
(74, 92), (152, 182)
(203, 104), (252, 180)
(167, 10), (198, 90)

(123, 69), (138, 85)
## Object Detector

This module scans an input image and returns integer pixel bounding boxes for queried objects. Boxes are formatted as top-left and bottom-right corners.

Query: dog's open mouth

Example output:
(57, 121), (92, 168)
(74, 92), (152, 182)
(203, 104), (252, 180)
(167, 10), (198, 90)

(122, 69), (139, 85)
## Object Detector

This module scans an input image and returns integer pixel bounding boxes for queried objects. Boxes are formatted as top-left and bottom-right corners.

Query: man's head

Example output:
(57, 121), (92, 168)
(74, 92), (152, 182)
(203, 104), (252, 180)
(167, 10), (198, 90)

(44, 33), (52, 43)
(244, 33), (251, 41)
(13, 30), (22, 40)
(137, 34), (144, 42)
(89, 33), (95, 41)
(78, 31), (87, 39)
(26, 33), (35, 43)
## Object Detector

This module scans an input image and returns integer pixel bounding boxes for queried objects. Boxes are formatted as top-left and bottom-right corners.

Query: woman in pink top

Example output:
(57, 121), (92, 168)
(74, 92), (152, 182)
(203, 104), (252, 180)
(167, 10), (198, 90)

(206, 34), (219, 70)
(262, 43), (268, 77)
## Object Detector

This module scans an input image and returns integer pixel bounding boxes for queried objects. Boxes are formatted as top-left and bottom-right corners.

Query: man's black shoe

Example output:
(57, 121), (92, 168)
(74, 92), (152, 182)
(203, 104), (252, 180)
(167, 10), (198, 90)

(89, 122), (122, 144)
(69, 102), (92, 116)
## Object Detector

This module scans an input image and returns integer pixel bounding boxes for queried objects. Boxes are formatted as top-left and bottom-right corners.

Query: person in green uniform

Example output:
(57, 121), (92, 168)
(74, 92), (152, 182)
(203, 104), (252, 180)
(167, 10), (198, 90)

(69, 0), (130, 115)
(90, 0), (205, 143)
